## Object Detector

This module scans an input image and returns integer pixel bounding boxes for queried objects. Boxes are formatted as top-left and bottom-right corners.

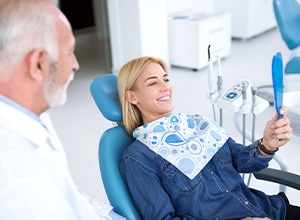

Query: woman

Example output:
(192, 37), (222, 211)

(118, 56), (297, 219)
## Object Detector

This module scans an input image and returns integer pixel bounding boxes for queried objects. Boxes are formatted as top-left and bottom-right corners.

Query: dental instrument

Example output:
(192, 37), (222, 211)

(251, 87), (258, 143)
(207, 45), (226, 125)
(216, 55), (223, 126)
(207, 45), (217, 121)
(216, 55), (223, 94)
(242, 83), (248, 146)
(247, 86), (258, 186)
(207, 45), (215, 96)
(272, 52), (284, 143)
(272, 52), (283, 119)
(242, 83), (248, 179)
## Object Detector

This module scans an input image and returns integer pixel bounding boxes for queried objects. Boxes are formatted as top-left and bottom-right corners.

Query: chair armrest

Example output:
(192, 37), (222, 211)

(254, 168), (300, 191)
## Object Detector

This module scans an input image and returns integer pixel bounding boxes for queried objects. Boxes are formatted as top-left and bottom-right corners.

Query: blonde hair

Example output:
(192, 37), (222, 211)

(118, 56), (168, 135)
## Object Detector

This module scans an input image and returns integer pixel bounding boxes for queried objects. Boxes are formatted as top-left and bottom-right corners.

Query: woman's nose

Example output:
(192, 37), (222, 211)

(160, 81), (171, 91)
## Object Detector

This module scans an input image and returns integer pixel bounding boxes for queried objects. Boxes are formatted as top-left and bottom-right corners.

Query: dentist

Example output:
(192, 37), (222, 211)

(0, 0), (123, 219)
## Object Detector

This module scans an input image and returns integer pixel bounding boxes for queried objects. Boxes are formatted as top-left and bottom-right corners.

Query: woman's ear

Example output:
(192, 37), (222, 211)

(28, 48), (50, 82)
(125, 90), (138, 105)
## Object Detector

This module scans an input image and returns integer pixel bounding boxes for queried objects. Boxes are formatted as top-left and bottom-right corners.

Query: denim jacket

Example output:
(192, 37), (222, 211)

(119, 137), (286, 220)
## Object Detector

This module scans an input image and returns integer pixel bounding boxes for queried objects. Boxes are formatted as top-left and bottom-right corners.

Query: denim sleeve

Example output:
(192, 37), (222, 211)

(226, 137), (273, 173)
(120, 157), (197, 220)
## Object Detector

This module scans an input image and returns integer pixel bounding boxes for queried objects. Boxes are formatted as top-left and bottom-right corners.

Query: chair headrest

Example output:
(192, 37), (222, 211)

(90, 74), (122, 123)
(273, 0), (300, 50)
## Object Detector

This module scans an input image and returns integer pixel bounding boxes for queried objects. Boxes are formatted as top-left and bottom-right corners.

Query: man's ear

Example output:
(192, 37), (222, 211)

(125, 90), (138, 105)
(28, 49), (50, 82)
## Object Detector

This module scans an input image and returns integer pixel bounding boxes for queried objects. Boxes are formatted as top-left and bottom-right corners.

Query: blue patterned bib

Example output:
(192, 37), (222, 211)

(133, 112), (230, 179)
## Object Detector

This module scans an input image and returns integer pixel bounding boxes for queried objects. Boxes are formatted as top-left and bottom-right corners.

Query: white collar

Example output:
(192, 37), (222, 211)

(0, 101), (59, 150)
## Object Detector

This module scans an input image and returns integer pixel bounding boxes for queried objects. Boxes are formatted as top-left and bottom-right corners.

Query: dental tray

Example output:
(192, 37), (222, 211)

(284, 91), (300, 137)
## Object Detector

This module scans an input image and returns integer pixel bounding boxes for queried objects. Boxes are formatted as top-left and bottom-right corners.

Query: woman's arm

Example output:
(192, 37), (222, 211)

(229, 106), (292, 173)
(227, 137), (273, 173)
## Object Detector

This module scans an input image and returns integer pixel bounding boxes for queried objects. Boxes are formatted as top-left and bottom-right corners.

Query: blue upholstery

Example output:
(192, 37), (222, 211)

(273, 0), (300, 74)
(90, 74), (141, 220)
(90, 74), (123, 122)
(285, 56), (300, 74)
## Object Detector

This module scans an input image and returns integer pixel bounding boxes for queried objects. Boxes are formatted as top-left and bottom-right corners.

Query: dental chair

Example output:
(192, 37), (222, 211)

(90, 74), (141, 220)
(257, 0), (300, 100)
(273, 0), (300, 90)
(90, 74), (300, 220)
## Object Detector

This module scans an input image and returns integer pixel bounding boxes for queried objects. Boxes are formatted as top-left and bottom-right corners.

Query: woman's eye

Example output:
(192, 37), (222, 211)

(148, 81), (157, 86)
(164, 78), (170, 82)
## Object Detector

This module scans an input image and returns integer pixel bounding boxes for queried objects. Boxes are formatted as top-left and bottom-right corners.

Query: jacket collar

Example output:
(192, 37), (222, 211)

(0, 100), (58, 150)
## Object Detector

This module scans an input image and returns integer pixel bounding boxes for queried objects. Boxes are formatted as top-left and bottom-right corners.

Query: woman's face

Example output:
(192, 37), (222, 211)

(126, 62), (173, 124)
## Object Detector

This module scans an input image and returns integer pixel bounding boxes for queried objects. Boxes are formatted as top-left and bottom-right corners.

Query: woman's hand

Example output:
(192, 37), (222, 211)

(262, 106), (293, 154)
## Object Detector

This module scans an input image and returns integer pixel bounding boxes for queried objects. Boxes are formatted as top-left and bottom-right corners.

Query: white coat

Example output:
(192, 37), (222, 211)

(0, 98), (113, 220)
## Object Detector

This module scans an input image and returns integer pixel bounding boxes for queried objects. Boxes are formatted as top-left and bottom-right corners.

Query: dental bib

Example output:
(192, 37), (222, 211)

(133, 112), (230, 179)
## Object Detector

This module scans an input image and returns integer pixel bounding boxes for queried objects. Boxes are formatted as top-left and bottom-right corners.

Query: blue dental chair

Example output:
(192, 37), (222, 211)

(90, 74), (300, 220)
(257, 0), (300, 100)
(90, 74), (141, 220)
(273, 0), (300, 74)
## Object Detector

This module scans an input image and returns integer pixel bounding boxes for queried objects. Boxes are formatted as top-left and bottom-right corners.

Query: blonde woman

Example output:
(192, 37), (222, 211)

(118, 56), (298, 219)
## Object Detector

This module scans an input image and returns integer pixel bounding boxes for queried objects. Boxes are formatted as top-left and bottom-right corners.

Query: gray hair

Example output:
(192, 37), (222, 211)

(0, 0), (60, 71)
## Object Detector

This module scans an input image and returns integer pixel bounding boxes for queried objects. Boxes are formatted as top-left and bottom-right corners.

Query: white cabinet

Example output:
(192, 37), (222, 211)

(215, 0), (276, 40)
(168, 12), (231, 70)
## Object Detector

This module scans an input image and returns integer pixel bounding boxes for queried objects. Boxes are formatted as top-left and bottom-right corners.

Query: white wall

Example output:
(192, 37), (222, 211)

(107, 0), (215, 73)
(107, 0), (168, 73)
(167, 0), (215, 15)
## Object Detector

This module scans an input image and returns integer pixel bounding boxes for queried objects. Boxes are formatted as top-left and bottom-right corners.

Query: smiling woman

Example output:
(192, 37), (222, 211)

(116, 56), (299, 220)
(124, 62), (173, 125)
(118, 56), (173, 135)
